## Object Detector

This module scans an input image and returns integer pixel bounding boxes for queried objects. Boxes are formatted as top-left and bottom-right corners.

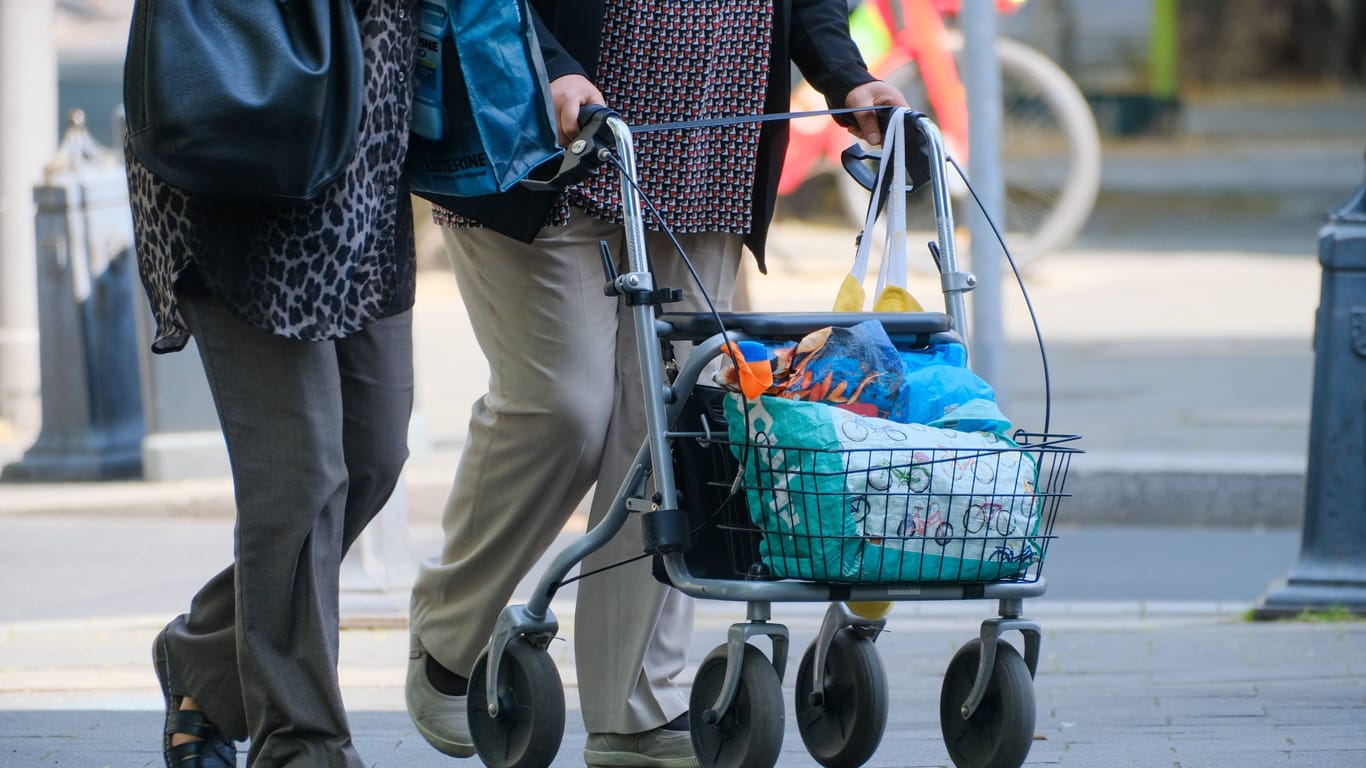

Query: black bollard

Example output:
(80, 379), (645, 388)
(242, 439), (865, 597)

(1254, 159), (1366, 619)
(1, 112), (143, 482)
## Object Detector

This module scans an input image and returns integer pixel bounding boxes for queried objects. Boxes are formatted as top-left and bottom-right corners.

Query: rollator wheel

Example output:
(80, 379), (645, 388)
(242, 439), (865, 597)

(688, 643), (785, 768)
(467, 637), (565, 768)
(794, 629), (889, 768)
(939, 639), (1035, 768)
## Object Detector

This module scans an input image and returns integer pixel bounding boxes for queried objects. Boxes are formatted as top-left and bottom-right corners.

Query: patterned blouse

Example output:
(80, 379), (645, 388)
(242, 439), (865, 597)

(435, 0), (774, 234)
(126, 1), (418, 354)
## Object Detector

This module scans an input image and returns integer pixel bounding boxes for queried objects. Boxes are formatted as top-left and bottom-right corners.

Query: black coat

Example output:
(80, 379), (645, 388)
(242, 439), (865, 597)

(437, 0), (874, 271)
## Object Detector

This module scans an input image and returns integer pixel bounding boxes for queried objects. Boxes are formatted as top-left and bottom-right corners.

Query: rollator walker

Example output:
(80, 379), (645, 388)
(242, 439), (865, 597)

(464, 106), (1079, 768)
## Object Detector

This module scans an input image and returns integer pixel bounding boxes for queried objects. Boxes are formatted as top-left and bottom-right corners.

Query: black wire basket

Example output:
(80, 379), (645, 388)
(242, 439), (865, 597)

(672, 386), (1079, 586)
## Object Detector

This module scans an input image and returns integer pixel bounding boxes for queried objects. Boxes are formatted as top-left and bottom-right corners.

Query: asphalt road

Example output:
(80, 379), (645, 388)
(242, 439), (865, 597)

(0, 515), (1303, 626)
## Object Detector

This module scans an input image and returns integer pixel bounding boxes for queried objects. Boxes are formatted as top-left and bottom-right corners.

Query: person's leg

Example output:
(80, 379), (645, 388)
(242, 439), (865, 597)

(160, 305), (412, 764)
(171, 292), (365, 768)
(336, 309), (414, 550)
(406, 217), (621, 754)
(578, 232), (742, 748)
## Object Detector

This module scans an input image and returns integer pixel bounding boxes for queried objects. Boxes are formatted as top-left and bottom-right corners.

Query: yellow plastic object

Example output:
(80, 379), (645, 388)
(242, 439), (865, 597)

(836, 277), (925, 313)
(872, 285), (924, 312)
(833, 274), (867, 313)
(845, 600), (894, 620)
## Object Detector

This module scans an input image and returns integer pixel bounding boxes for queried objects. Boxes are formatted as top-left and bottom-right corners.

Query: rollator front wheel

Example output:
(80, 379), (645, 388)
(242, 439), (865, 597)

(939, 638), (1035, 768)
(795, 629), (889, 768)
(689, 643), (785, 768)
(467, 636), (565, 768)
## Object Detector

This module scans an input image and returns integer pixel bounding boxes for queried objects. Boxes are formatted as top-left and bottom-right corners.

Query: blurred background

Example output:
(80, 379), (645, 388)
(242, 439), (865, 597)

(32, 1), (1366, 154)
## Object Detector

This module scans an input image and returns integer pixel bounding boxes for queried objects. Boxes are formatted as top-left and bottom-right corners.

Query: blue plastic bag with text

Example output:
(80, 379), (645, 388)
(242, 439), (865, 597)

(407, 0), (561, 199)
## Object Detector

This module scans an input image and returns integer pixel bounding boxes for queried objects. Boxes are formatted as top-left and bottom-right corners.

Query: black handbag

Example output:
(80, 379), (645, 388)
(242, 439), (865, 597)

(123, 0), (364, 202)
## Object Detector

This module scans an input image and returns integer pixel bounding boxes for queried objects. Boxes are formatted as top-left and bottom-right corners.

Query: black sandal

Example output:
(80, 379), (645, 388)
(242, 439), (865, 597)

(154, 629), (236, 768)
(163, 710), (234, 768)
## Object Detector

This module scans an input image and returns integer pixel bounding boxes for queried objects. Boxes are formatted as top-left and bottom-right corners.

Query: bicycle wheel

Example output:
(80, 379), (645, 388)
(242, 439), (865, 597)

(689, 643), (785, 768)
(839, 36), (1101, 270)
(938, 638), (1035, 768)
(467, 637), (566, 768)
(794, 630), (889, 768)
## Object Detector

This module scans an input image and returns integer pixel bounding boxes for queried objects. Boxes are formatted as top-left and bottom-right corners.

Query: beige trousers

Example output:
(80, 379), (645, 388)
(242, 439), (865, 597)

(409, 211), (741, 734)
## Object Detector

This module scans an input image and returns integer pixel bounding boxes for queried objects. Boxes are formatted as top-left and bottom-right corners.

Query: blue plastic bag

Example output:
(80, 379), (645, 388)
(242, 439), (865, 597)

(407, 0), (562, 199)
(892, 342), (999, 427)
(780, 320), (907, 419)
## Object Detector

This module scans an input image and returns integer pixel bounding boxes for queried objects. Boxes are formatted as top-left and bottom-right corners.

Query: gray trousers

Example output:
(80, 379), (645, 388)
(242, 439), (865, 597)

(409, 212), (740, 734)
(162, 293), (413, 767)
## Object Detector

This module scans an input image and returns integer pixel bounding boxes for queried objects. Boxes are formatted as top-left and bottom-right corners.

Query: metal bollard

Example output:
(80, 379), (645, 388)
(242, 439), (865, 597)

(1254, 159), (1366, 619)
(1, 111), (142, 481)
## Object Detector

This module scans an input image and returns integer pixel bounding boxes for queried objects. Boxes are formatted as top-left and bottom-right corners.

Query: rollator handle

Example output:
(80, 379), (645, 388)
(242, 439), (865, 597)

(839, 108), (934, 193)
(518, 105), (622, 191)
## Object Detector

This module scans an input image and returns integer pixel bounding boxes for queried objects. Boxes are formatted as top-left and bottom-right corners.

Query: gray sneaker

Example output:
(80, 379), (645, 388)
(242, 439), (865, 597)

(405, 636), (476, 758)
(584, 727), (699, 768)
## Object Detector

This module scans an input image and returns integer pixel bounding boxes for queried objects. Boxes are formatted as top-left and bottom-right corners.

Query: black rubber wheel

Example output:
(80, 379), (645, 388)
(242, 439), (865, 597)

(939, 639), (1035, 768)
(794, 630), (889, 768)
(467, 637), (565, 768)
(689, 643), (785, 768)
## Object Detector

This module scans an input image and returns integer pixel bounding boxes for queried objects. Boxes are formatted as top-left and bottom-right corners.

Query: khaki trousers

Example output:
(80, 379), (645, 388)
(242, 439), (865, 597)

(409, 211), (740, 734)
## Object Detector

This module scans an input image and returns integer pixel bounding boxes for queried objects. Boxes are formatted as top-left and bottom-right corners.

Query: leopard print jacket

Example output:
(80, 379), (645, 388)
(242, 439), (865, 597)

(126, 1), (418, 353)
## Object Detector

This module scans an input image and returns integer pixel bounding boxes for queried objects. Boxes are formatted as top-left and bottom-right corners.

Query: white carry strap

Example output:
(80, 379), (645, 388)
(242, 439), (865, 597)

(851, 109), (902, 290)
(874, 111), (908, 300)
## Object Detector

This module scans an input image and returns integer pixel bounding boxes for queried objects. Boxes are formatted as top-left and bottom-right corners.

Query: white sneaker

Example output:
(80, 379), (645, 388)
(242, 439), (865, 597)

(405, 636), (476, 757)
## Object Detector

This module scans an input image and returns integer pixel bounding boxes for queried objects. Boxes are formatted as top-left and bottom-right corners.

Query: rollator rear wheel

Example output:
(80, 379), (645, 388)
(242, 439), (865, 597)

(467, 636), (565, 768)
(939, 638), (1035, 768)
(689, 643), (785, 768)
(795, 629), (889, 768)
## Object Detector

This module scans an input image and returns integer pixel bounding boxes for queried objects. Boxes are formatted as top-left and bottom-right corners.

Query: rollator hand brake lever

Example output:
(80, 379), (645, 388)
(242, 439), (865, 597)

(599, 240), (618, 296)
(840, 108), (934, 194)
(518, 105), (621, 191)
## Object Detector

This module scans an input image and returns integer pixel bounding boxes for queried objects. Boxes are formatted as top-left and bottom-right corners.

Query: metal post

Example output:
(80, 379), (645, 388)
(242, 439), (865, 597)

(0, 0), (58, 431)
(1254, 164), (1366, 619)
(2, 111), (143, 481)
(961, 0), (1008, 410)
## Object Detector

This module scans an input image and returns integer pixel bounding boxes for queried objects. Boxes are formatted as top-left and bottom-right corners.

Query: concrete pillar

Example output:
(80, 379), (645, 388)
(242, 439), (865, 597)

(1255, 163), (1366, 619)
(0, 0), (58, 431)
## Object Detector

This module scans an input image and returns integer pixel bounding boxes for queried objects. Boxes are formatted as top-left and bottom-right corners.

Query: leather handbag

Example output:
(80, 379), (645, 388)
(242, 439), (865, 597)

(123, 0), (364, 202)
(406, 0), (561, 202)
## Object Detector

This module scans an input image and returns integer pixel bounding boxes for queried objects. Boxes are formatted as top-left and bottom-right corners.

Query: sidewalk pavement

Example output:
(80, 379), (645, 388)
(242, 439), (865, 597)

(3, 598), (1364, 768)
(2, 90), (1365, 767)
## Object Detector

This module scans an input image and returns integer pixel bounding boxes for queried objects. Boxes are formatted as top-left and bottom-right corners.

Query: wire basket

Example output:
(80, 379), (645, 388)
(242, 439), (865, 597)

(672, 387), (1079, 585)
